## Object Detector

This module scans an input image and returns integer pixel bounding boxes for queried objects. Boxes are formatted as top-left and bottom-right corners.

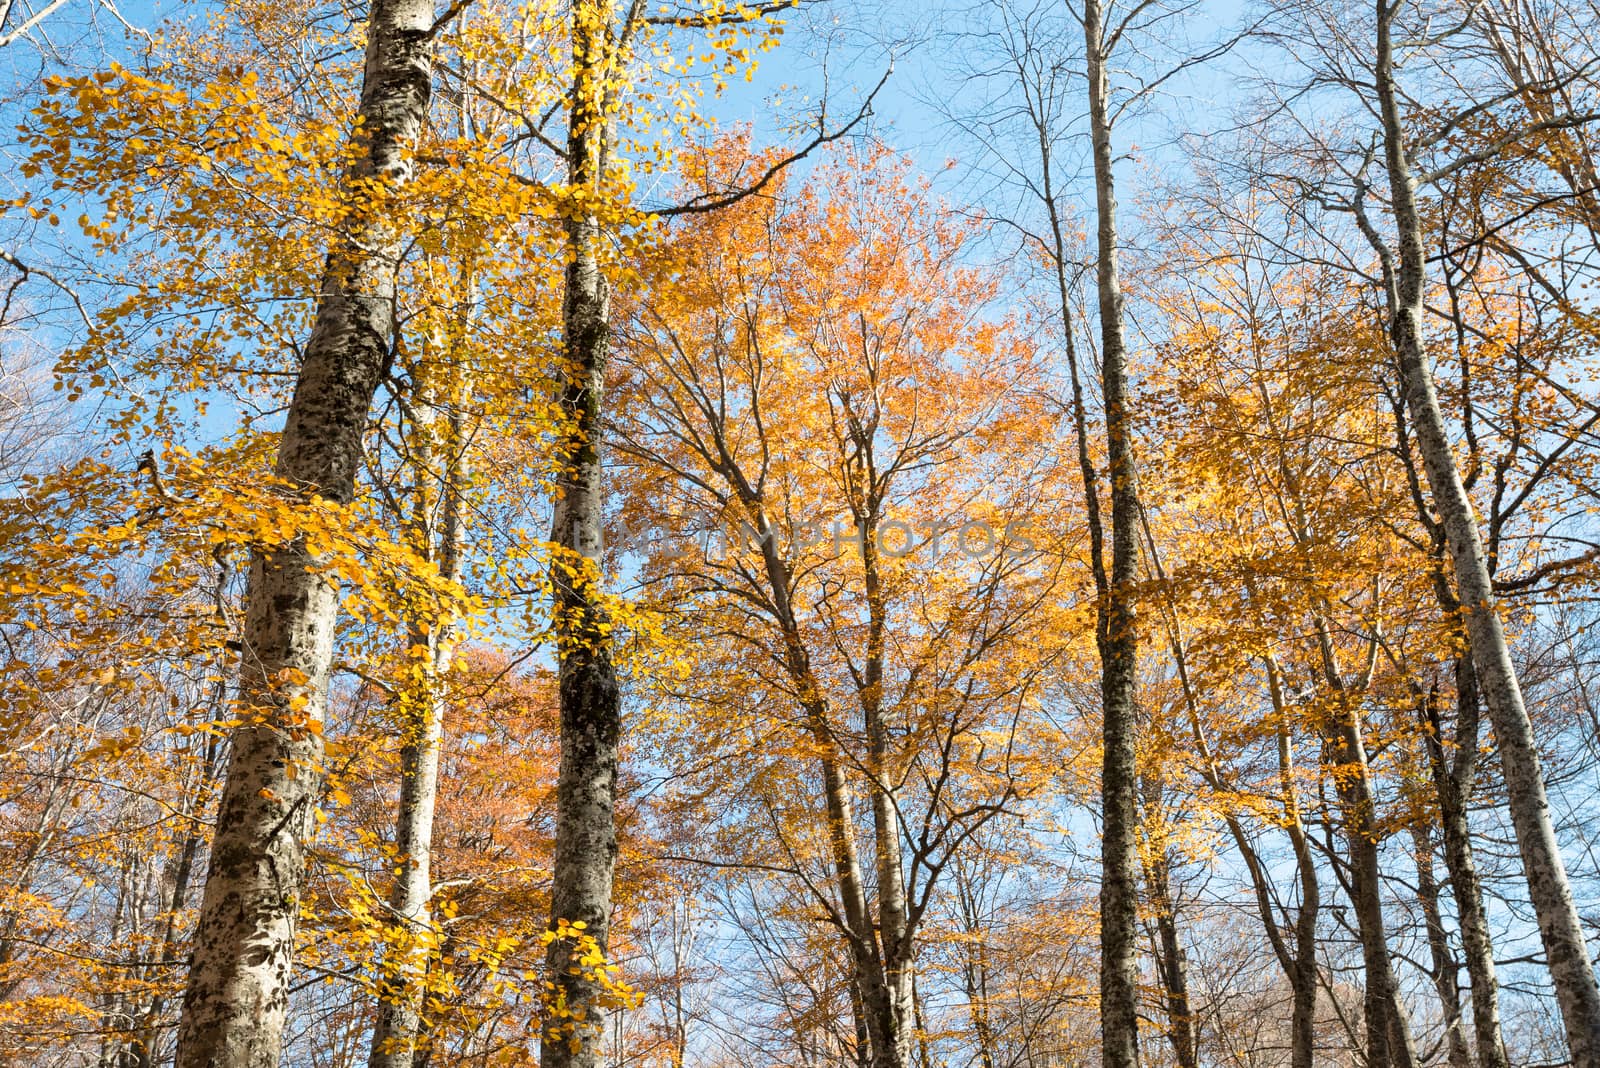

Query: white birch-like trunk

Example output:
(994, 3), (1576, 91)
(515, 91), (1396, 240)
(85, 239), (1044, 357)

(857, 516), (915, 1068)
(175, 2), (433, 1064)
(369, 322), (470, 1068)
(1374, 8), (1600, 1063)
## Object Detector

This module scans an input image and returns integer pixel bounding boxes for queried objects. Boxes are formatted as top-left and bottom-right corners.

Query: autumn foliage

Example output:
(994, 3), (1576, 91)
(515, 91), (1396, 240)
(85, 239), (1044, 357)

(4, 0), (1600, 1067)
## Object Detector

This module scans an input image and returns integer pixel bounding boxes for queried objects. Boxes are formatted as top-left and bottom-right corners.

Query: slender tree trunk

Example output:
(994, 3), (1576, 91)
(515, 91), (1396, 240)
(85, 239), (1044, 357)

(174, 2), (433, 1063)
(1286, 819), (1321, 1067)
(124, 679), (227, 1068)
(368, 663), (444, 1068)
(955, 866), (999, 1068)
(1427, 657), (1509, 1068)
(1261, 661), (1323, 1068)
(369, 318), (470, 1068)
(1152, 536), (1312, 1068)
(1302, 579), (1415, 1068)
(805, 668), (898, 1068)
(857, 515), (914, 1068)
(808, 705), (897, 1068)
(1320, 690), (1420, 1068)
(728, 492), (906, 1068)
(1374, 8), (1600, 1063)
(1036, 98), (1107, 611)
(1404, 434), (1508, 1066)
(1410, 821), (1471, 1068)
(850, 974), (873, 1068)
(542, 6), (622, 1067)
(1082, 3), (1143, 1064)
(911, 966), (934, 1068)
(1141, 835), (1197, 1068)
(1137, 759), (1195, 1068)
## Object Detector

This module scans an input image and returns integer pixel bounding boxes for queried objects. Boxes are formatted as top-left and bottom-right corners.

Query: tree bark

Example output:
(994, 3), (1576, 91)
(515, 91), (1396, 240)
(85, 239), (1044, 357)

(1082, 2), (1143, 1065)
(369, 314), (470, 1068)
(1374, 6), (1600, 1063)
(855, 506), (914, 1068)
(174, 1), (433, 1063)
(954, 862), (999, 1068)
(368, 633), (446, 1068)
(1314, 627), (1419, 1068)
(724, 491), (911, 1068)
(1141, 838), (1197, 1068)
(1263, 662), (1324, 1068)
(765, 515), (901, 1068)
(123, 678), (226, 1068)
(1409, 822), (1471, 1068)
(1427, 657), (1509, 1068)
(541, 6), (622, 1068)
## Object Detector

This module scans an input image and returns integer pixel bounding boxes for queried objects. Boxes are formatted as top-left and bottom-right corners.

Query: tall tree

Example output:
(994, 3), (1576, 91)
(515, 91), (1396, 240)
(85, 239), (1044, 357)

(174, 0), (435, 1061)
(537, 9), (877, 1060)
(612, 146), (1067, 1068)
(367, 264), (475, 1068)
(1370, 2), (1600, 1059)
(1080, 1), (1144, 1062)
(541, 7), (623, 1068)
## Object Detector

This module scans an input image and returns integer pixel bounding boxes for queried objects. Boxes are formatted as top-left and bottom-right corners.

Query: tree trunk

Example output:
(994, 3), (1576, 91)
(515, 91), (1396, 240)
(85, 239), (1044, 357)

(174, 1), (434, 1063)
(802, 689), (897, 1068)
(724, 482), (910, 1068)
(1082, 2), (1143, 1065)
(1141, 835), (1197, 1068)
(1265, 663), (1323, 1068)
(369, 318), (470, 1068)
(1137, 761), (1196, 1068)
(850, 961), (873, 1068)
(1409, 822), (1471, 1068)
(1374, 7), (1600, 1063)
(857, 514), (914, 1068)
(368, 647), (445, 1068)
(542, 6), (622, 1067)
(1321, 691), (1420, 1068)
(1427, 657), (1509, 1068)
(954, 864), (999, 1068)
(120, 678), (228, 1068)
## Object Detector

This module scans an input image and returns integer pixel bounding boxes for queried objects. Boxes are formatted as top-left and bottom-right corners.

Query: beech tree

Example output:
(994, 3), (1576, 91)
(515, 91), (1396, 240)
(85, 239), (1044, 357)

(165, 0), (438, 1060)
(4, 0), (1600, 1065)
(611, 144), (1074, 1068)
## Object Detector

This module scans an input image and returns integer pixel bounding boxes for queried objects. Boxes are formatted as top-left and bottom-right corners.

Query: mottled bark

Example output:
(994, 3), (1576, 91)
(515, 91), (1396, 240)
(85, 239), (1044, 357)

(1082, 2), (1143, 1064)
(541, 6), (621, 1067)
(1374, 7), (1600, 1062)
(174, 1), (434, 1063)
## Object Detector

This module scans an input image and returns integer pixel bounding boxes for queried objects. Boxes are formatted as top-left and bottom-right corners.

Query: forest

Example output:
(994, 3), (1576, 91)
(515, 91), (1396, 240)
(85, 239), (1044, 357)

(3, 0), (1600, 1065)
